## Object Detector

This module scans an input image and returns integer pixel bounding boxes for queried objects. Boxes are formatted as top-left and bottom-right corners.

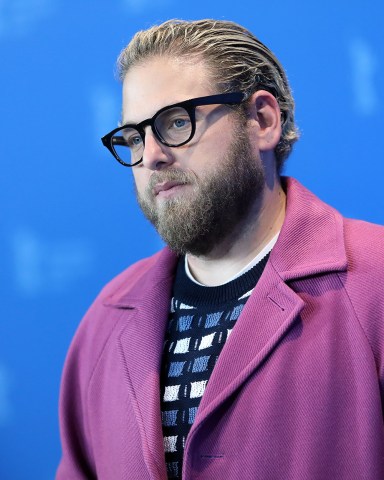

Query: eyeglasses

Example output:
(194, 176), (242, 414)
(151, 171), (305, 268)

(101, 91), (247, 167)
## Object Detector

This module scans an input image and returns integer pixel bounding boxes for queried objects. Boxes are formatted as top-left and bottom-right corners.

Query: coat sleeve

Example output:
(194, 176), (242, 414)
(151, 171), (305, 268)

(55, 275), (128, 479)
(56, 314), (98, 479)
(341, 219), (384, 400)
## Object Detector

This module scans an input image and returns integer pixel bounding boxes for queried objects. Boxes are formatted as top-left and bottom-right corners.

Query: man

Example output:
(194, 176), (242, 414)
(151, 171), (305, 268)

(57, 19), (384, 480)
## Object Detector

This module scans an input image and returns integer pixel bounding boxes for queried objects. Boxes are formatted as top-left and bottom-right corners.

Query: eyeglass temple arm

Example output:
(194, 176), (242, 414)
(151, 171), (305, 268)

(111, 136), (127, 146)
(189, 91), (247, 107)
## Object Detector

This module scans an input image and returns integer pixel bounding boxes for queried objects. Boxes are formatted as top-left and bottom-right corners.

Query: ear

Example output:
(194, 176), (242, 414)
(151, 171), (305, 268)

(246, 90), (282, 152)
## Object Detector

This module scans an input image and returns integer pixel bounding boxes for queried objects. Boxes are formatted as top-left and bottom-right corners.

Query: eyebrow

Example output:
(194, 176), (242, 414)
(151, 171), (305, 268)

(119, 97), (192, 128)
(119, 114), (142, 128)
(119, 115), (142, 127)
(119, 109), (139, 127)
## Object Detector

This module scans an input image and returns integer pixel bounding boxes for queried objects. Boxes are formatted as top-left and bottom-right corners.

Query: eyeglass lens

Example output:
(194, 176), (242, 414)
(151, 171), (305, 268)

(112, 106), (193, 165)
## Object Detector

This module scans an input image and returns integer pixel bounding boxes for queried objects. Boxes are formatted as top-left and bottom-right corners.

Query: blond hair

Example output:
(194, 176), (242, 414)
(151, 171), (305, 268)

(117, 19), (299, 171)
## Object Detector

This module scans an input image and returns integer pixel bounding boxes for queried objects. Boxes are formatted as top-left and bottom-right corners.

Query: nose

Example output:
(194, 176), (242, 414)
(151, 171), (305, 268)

(141, 128), (174, 171)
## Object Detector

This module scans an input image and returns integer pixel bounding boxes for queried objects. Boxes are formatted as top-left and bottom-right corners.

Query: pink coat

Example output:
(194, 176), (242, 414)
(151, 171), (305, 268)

(57, 177), (384, 479)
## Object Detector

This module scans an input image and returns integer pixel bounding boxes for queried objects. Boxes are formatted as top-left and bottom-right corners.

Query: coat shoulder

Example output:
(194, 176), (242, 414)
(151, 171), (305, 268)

(340, 218), (384, 368)
(343, 217), (384, 273)
(97, 248), (167, 302)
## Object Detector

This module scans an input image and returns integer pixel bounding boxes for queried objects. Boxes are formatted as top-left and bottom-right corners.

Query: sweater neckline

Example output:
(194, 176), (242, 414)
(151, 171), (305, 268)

(172, 253), (270, 308)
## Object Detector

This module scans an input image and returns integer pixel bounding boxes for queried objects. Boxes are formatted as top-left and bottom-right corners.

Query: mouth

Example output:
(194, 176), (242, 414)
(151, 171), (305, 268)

(153, 181), (188, 198)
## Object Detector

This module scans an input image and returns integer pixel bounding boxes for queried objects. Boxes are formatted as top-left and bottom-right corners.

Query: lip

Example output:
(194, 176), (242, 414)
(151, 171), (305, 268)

(153, 181), (186, 196)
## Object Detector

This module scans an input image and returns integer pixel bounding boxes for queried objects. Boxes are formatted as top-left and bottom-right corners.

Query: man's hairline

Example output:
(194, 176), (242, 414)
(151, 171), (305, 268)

(119, 52), (222, 94)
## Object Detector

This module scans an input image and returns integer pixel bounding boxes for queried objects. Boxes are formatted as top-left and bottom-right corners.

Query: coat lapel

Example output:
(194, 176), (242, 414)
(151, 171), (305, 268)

(193, 265), (305, 425)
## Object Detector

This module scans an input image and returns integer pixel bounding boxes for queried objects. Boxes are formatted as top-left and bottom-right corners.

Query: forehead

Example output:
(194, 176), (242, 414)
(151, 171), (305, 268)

(121, 56), (213, 124)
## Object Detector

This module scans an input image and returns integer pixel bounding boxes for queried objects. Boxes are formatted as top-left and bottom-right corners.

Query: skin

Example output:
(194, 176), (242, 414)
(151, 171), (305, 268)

(122, 56), (286, 286)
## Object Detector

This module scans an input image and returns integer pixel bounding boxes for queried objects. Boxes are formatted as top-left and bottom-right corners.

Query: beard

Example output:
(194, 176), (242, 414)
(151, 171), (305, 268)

(136, 123), (265, 256)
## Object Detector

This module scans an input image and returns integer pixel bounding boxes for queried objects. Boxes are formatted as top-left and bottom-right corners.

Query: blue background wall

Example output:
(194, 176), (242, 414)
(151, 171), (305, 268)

(1, 0), (383, 478)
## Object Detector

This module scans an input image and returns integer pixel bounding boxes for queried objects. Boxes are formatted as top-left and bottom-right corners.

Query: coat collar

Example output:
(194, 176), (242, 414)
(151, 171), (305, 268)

(104, 247), (178, 309)
(270, 177), (347, 280)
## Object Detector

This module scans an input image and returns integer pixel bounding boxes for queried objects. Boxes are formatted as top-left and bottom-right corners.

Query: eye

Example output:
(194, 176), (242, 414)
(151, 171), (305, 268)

(128, 135), (143, 147)
(121, 129), (143, 149)
(154, 106), (192, 144)
(168, 115), (191, 131)
(173, 118), (188, 129)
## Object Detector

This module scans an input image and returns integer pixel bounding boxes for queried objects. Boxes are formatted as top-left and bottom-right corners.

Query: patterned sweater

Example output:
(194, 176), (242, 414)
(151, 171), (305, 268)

(160, 253), (269, 479)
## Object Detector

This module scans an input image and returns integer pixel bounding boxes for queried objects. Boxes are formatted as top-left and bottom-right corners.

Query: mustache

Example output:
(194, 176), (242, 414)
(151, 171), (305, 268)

(147, 168), (196, 192)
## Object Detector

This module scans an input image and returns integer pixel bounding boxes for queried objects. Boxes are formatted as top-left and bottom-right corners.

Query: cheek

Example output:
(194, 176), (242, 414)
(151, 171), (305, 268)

(184, 128), (234, 172)
(203, 117), (236, 157)
(198, 135), (233, 169)
(132, 169), (149, 196)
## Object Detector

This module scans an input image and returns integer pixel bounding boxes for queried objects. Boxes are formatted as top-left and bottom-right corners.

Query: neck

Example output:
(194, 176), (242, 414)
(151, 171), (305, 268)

(186, 178), (286, 286)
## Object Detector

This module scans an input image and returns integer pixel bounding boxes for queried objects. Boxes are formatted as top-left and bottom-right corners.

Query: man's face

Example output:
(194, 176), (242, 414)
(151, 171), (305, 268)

(121, 56), (266, 256)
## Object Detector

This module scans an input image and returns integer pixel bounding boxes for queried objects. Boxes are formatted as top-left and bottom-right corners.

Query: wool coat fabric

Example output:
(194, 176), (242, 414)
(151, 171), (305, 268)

(57, 177), (384, 479)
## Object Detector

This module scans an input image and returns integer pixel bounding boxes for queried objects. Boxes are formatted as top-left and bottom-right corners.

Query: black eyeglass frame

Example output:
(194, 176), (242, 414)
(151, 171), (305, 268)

(101, 91), (247, 167)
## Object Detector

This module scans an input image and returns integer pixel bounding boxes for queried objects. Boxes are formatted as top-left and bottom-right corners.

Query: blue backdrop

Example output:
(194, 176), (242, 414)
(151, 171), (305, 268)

(1, 0), (383, 478)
